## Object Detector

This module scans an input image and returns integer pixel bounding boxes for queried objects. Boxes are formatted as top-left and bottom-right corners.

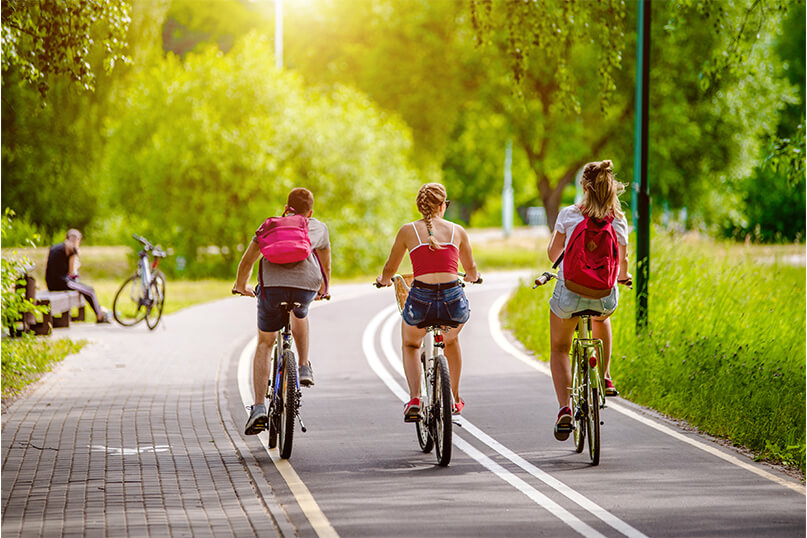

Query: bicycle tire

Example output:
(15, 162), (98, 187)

(278, 350), (297, 459)
(416, 351), (434, 453)
(145, 271), (166, 330)
(267, 348), (278, 449)
(112, 275), (147, 326)
(587, 383), (601, 466)
(432, 355), (453, 467)
(572, 346), (585, 453)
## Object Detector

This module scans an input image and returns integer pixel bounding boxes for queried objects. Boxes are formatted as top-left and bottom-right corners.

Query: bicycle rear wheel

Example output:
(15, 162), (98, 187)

(587, 376), (601, 465)
(432, 355), (453, 467)
(278, 350), (297, 459)
(145, 271), (166, 330)
(571, 347), (586, 453)
(112, 275), (147, 326)
(415, 351), (434, 453)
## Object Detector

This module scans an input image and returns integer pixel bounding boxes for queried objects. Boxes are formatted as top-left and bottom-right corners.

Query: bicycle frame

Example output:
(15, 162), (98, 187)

(270, 320), (302, 417)
(572, 316), (606, 410)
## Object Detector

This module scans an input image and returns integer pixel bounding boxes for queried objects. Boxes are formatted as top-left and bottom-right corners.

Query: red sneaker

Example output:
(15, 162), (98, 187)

(403, 397), (421, 422)
(604, 378), (619, 397)
(452, 397), (465, 415)
(554, 406), (573, 441)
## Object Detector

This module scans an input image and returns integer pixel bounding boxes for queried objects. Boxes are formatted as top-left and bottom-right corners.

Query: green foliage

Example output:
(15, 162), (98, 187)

(504, 231), (806, 471)
(1, 335), (85, 400)
(1, 209), (45, 331)
(1, 0), (131, 97)
(102, 33), (419, 278)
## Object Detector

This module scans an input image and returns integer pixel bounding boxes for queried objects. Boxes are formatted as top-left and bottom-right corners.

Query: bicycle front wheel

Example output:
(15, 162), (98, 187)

(416, 351), (434, 453)
(113, 275), (147, 326)
(278, 350), (297, 459)
(145, 271), (166, 330)
(432, 355), (453, 467)
(587, 379), (601, 466)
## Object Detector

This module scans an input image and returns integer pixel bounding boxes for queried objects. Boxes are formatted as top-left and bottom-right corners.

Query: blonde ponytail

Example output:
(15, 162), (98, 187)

(416, 183), (447, 250)
(580, 160), (625, 220)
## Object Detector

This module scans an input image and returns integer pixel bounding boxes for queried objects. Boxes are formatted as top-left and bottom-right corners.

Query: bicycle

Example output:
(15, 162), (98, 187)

(376, 273), (480, 467)
(113, 234), (167, 330)
(533, 271), (630, 466)
(233, 288), (329, 459)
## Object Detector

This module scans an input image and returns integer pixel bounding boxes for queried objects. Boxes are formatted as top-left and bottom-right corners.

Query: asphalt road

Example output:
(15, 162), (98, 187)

(229, 272), (805, 537)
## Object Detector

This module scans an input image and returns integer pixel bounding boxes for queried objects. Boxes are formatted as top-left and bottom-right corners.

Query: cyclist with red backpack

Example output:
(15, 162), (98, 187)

(232, 188), (331, 435)
(546, 160), (631, 441)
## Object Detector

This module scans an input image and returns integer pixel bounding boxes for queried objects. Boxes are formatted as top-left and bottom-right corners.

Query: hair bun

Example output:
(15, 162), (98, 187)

(599, 160), (613, 171)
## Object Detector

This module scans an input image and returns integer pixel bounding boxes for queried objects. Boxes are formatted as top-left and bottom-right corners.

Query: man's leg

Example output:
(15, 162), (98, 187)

(291, 314), (309, 366)
(66, 280), (105, 321)
(252, 329), (277, 405)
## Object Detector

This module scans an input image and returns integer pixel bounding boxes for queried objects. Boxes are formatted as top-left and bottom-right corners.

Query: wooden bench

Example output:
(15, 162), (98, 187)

(12, 274), (86, 336)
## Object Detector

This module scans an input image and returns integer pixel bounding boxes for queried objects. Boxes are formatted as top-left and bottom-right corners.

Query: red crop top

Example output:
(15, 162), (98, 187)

(409, 222), (459, 277)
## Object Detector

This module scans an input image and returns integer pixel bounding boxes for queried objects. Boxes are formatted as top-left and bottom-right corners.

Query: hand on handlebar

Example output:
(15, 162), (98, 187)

(618, 276), (633, 289)
(231, 285), (256, 297)
(374, 276), (391, 288)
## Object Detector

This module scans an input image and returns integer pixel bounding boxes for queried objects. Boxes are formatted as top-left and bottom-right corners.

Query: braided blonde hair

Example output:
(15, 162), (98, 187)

(580, 160), (625, 220)
(416, 183), (447, 250)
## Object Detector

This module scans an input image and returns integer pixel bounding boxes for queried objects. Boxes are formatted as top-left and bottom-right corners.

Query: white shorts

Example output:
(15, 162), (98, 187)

(549, 280), (618, 319)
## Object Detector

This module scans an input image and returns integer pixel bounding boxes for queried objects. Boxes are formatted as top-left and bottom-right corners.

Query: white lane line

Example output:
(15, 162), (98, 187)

(238, 337), (339, 538)
(488, 294), (806, 496)
(364, 305), (613, 538)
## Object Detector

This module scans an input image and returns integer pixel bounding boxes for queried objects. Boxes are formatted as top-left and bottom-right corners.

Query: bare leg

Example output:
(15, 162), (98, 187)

(442, 324), (465, 404)
(291, 314), (310, 366)
(550, 312), (578, 409)
(401, 322), (427, 400)
(253, 330), (277, 406)
(592, 316), (613, 378)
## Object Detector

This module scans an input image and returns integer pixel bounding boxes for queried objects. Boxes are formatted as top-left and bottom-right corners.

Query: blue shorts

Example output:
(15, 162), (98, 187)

(401, 283), (471, 327)
(257, 286), (318, 332)
(549, 280), (618, 320)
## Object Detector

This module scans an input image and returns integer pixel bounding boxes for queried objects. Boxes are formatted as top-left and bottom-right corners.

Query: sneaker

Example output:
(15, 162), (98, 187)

(554, 406), (573, 441)
(604, 378), (619, 397)
(452, 397), (465, 415)
(403, 397), (421, 422)
(244, 404), (268, 435)
(299, 363), (315, 387)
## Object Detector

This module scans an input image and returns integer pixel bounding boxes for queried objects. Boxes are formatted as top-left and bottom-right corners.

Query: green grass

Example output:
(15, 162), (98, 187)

(504, 231), (806, 472)
(1, 336), (86, 401)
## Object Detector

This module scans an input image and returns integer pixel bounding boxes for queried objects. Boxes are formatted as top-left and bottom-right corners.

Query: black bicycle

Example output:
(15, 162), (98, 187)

(113, 234), (167, 330)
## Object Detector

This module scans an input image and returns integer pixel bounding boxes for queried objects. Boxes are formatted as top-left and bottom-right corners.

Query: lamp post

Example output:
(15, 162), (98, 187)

(633, 0), (651, 331)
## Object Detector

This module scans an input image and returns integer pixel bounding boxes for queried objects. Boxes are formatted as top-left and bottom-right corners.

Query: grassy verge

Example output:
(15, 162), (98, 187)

(504, 231), (805, 473)
(1, 336), (86, 401)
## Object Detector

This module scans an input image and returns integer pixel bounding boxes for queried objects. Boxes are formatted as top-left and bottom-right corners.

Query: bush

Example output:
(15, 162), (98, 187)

(1, 335), (85, 400)
(504, 230), (806, 471)
(1, 209), (44, 331)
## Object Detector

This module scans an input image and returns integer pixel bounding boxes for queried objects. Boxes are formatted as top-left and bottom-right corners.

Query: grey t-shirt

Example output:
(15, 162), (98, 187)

(255, 217), (330, 291)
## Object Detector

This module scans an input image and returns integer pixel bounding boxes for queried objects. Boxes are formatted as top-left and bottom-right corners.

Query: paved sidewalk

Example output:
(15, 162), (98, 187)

(2, 298), (286, 537)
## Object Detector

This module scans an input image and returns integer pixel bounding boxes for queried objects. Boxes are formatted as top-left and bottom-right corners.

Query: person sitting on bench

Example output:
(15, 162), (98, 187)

(45, 229), (110, 323)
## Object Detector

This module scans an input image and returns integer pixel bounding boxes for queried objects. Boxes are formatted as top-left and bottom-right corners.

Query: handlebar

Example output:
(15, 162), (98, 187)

(532, 272), (633, 289)
(374, 273), (483, 288)
(231, 287), (330, 301)
(133, 234), (167, 258)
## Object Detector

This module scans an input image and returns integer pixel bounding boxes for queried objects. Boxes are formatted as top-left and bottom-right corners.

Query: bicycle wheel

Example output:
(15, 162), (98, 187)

(267, 348), (279, 449)
(587, 376), (601, 466)
(145, 271), (166, 330)
(571, 346), (586, 454)
(112, 275), (147, 326)
(416, 351), (434, 453)
(278, 350), (297, 459)
(432, 355), (453, 467)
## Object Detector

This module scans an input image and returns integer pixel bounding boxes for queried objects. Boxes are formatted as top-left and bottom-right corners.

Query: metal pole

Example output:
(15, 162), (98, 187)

(275, 0), (283, 70)
(502, 139), (514, 238)
(633, 0), (651, 331)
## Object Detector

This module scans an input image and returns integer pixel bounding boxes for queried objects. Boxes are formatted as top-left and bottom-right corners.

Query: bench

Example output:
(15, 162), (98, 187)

(12, 274), (86, 336)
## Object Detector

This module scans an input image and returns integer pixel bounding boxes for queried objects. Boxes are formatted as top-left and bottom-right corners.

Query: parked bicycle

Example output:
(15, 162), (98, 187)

(377, 272), (480, 467)
(113, 235), (167, 330)
(533, 271), (630, 466)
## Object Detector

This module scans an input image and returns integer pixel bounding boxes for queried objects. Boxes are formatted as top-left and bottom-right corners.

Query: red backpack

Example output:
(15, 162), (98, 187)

(555, 215), (619, 299)
(255, 214), (312, 264)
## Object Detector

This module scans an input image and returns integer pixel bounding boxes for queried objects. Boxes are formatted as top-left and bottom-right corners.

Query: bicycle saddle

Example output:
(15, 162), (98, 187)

(417, 319), (460, 329)
(572, 309), (605, 318)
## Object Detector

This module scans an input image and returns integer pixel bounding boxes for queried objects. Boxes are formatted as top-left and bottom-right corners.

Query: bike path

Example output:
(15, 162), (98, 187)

(233, 273), (805, 537)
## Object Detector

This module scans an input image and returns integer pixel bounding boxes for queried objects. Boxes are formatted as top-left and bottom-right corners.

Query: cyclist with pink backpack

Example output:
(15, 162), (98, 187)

(232, 188), (331, 436)
(546, 160), (632, 441)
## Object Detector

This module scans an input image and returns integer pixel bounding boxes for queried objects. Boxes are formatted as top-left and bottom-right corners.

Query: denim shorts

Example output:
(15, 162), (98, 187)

(401, 283), (471, 327)
(257, 286), (318, 332)
(549, 280), (618, 320)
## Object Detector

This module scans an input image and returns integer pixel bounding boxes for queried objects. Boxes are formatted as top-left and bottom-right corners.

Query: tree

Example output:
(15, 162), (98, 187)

(1, 0), (131, 97)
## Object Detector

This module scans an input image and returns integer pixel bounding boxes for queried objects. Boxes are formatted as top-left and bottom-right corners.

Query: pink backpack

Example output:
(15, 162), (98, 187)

(255, 214), (312, 264)
(556, 215), (619, 299)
